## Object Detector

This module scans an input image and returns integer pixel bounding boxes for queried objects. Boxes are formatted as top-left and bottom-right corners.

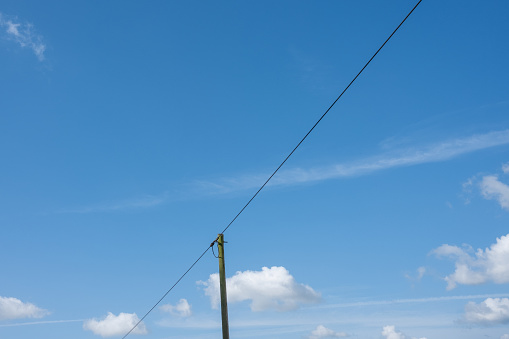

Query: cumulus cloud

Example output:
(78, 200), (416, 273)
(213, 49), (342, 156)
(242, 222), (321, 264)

(463, 298), (509, 325)
(199, 266), (321, 312)
(480, 175), (509, 210)
(0, 12), (46, 61)
(432, 234), (509, 290)
(307, 325), (348, 339)
(83, 312), (147, 337)
(0, 296), (50, 320)
(160, 299), (192, 317)
(381, 325), (427, 339)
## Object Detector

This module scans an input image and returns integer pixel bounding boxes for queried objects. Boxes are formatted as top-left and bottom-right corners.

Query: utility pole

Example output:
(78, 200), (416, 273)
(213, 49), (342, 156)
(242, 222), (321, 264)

(217, 234), (230, 339)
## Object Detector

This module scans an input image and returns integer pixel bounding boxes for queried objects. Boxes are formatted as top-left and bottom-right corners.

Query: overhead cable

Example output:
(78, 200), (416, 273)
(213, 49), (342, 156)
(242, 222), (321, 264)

(220, 0), (423, 234)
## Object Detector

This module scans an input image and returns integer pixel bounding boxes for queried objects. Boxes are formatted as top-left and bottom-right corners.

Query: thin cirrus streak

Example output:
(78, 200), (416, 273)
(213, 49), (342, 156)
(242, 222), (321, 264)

(0, 319), (84, 327)
(199, 128), (509, 193)
(317, 293), (509, 309)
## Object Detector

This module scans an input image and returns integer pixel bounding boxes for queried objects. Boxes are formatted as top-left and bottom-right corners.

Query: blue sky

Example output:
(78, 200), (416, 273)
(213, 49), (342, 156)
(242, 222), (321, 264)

(1, 1), (509, 338)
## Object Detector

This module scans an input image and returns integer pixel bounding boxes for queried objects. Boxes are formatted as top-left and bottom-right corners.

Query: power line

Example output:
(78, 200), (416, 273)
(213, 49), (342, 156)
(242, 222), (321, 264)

(121, 244), (214, 339)
(220, 0), (422, 234)
(122, 1), (423, 337)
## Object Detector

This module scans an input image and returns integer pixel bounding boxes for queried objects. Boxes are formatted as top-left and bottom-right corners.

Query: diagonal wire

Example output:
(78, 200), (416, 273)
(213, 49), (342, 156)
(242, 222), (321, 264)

(121, 1), (423, 337)
(221, 0), (423, 234)
(120, 244), (213, 339)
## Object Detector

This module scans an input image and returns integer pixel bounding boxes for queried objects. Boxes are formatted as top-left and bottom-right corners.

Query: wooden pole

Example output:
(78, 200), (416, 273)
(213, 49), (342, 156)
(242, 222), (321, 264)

(217, 234), (230, 339)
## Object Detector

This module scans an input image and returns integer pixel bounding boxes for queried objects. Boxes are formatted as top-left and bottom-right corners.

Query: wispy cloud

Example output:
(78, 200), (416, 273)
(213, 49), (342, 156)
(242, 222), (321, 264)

(319, 294), (509, 309)
(160, 299), (192, 318)
(405, 267), (426, 283)
(0, 12), (46, 61)
(0, 319), (83, 327)
(155, 310), (449, 332)
(197, 129), (509, 194)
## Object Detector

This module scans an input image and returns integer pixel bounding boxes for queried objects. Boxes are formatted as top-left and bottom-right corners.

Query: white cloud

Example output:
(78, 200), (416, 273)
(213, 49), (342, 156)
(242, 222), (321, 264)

(417, 267), (426, 280)
(466, 163), (509, 210)
(464, 298), (509, 325)
(502, 163), (509, 174)
(501, 334), (509, 339)
(0, 296), (49, 320)
(405, 267), (426, 282)
(83, 312), (147, 337)
(461, 176), (476, 204)
(381, 325), (427, 339)
(0, 12), (46, 61)
(199, 266), (321, 312)
(432, 234), (509, 290)
(382, 326), (406, 339)
(480, 175), (509, 210)
(307, 325), (348, 339)
(160, 299), (192, 317)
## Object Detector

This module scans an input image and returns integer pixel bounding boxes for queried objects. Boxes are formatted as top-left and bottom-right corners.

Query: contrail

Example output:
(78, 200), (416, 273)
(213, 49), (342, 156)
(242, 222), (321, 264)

(318, 293), (509, 309)
(0, 319), (84, 327)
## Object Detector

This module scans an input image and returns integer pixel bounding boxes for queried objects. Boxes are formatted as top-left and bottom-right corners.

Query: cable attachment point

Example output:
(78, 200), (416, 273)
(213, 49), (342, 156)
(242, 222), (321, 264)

(210, 235), (228, 258)
(210, 237), (219, 258)
(211, 244), (219, 258)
